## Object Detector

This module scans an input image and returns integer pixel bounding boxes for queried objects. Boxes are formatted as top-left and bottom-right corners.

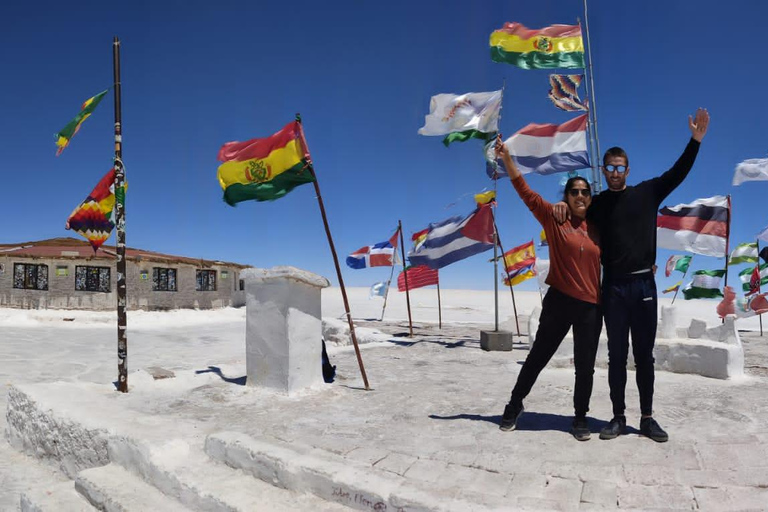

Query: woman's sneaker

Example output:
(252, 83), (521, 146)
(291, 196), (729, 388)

(571, 416), (591, 441)
(599, 415), (626, 440)
(640, 417), (669, 443)
(499, 403), (524, 431)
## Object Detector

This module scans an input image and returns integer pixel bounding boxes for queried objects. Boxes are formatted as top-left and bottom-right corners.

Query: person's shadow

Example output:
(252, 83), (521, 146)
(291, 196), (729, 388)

(195, 365), (247, 385)
(429, 411), (640, 436)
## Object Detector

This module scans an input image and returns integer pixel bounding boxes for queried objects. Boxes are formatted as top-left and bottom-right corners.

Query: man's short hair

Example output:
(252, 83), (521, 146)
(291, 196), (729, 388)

(603, 146), (629, 167)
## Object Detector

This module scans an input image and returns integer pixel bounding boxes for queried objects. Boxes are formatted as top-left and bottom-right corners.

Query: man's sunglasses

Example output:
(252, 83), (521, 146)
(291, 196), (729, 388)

(602, 165), (628, 174)
(568, 188), (591, 197)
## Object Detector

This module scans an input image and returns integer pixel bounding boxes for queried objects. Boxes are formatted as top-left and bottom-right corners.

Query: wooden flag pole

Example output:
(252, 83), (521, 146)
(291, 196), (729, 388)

(112, 36), (128, 393)
(295, 114), (369, 390)
(398, 221), (414, 337)
(756, 239), (763, 336)
(379, 250), (397, 321)
(437, 280), (442, 329)
(491, 212), (521, 337)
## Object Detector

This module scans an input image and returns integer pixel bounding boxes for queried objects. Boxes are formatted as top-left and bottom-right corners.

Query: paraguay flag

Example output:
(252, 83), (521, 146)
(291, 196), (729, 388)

(346, 229), (399, 269)
(485, 114), (590, 178)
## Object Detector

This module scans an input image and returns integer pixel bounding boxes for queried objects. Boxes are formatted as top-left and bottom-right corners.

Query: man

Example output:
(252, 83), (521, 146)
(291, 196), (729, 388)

(555, 108), (710, 442)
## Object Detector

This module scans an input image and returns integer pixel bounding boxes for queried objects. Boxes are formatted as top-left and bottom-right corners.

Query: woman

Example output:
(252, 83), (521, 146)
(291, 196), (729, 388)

(496, 137), (602, 441)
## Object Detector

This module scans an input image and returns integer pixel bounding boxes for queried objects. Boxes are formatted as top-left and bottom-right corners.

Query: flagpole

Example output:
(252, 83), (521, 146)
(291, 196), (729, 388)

(112, 36), (128, 394)
(398, 220), (414, 337)
(579, 3), (602, 192)
(380, 235), (398, 321)
(489, 79), (507, 331)
(671, 256), (691, 305)
(492, 213), (521, 337)
(436, 280), (442, 329)
(296, 114), (370, 390)
(757, 238), (763, 336)
(722, 195), (732, 324)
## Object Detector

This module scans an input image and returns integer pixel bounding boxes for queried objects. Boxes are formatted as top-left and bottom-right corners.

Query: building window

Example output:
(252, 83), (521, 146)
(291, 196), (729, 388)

(75, 266), (111, 292)
(239, 279), (244, 291)
(196, 269), (216, 291)
(13, 263), (48, 290)
(153, 268), (177, 291)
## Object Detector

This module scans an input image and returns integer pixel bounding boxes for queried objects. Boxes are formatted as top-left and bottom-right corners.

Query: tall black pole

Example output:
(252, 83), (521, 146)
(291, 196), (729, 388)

(113, 37), (128, 393)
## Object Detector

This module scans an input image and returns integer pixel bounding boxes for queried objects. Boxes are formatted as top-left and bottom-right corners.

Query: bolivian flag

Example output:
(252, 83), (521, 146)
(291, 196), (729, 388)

(217, 121), (315, 205)
(55, 89), (109, 156)
(490, 22), (584, 70)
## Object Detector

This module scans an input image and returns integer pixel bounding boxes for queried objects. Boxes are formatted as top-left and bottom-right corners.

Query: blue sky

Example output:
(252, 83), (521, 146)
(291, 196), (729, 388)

(1, 0), (766, 295)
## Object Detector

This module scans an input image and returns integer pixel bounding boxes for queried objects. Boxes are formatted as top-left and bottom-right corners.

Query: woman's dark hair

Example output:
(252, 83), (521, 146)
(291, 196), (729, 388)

(562, 176), (591, 203)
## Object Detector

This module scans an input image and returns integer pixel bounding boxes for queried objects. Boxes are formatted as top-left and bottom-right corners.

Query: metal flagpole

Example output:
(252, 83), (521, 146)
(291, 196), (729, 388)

(671, 256), (691, 305)
(398, 220), (414, 337)
(756, 239), (763, 336)
(379, 231), (398, 321)
(722, 195), (732, 324)
(489, 80), (507, 332)
(112, 36), (128, 393)
(296, 114), (370, 390)
(491, 212), (521, 337)
(580, 1), (603, 192)
(436, 280), (442, 329)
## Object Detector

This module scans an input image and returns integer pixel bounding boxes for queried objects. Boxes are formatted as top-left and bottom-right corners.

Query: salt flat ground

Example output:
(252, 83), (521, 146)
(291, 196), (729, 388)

(1, 287), (768, 510)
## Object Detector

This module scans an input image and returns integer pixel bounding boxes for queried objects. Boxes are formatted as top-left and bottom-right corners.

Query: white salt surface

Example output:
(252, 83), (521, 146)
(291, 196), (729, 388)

(1, 287), (767, 510)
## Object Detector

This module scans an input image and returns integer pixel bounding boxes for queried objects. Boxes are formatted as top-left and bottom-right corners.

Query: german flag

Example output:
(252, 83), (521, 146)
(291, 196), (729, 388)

(216, 121), (315, 205)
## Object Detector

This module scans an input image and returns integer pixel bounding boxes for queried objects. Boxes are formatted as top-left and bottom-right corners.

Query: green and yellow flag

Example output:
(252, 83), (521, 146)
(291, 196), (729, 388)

(490, 23), (584, 70)
(216, 120), (315, 205)
(55, 89), (108, 156)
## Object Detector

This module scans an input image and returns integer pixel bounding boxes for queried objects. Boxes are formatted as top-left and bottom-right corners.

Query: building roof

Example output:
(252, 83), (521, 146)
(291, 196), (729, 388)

(0, 238), (251, 269)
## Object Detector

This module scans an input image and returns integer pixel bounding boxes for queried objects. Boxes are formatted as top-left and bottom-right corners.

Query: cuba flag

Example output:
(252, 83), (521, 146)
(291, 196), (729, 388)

(486, 114), (590, 178)
(346, 229), (400, 269)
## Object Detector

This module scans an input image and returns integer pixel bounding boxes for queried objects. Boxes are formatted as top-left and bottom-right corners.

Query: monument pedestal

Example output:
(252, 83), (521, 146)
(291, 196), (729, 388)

(241, 266), (330, 393)
(480, 330), (515, 351)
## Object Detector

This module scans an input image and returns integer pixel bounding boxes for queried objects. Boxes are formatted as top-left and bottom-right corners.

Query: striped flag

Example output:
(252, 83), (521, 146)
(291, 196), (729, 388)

(487, 115), (590, 178)
(418, 91), (502, 146)
(739, 263), (768, 294)
(548, 74), (588, 112)
(489, 23), (585, 70)
(729, 242), (758, 265)
(407, 204), (495, 270)
(397, 266), (439, 292)
(216, 120), (315, 205)
(656, 196), (729, 257)
(502, 241), (537, 286)
(665, 255), (691, 277)
(682, 269), (725, 300)
(55, 89), (109, 156)
(346, 229), (399, 269)
(662, 281), (682, 294)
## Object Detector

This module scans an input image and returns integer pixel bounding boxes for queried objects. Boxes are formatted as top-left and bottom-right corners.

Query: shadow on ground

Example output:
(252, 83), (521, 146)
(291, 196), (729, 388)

(195, 366), (247, 385)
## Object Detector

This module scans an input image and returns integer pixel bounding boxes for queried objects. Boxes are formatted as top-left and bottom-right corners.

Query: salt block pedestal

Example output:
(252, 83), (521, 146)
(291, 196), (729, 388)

(480, 330), (514, 351)
(241, 266), (330, 393)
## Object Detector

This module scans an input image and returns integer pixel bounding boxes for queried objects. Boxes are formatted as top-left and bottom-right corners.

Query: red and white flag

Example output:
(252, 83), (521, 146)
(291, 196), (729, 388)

(397, 266), (439, 292)
(656, 196), (728, 257)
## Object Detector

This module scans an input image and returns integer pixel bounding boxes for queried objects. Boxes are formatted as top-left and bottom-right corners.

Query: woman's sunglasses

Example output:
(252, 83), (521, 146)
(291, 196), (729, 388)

(568, 189), (591, 197)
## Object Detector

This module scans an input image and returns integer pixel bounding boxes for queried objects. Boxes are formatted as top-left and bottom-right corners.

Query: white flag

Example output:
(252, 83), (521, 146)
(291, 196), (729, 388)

(369, 281), (388, 299)
(418, 90), (501, 136)
(733, 157), (768, 186)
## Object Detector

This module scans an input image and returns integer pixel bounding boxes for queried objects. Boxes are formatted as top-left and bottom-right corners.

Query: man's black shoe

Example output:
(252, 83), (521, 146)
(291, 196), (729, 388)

(571, 416), (591, 441)
(640, 417), (669, 443)
(599, 415), (626, 440)
(499, 403), (524, 431)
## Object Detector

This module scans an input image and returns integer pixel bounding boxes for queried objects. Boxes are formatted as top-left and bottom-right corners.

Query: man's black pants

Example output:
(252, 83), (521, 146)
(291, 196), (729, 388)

(509, 287), (602, 417)
(602, 273), (657, 417)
